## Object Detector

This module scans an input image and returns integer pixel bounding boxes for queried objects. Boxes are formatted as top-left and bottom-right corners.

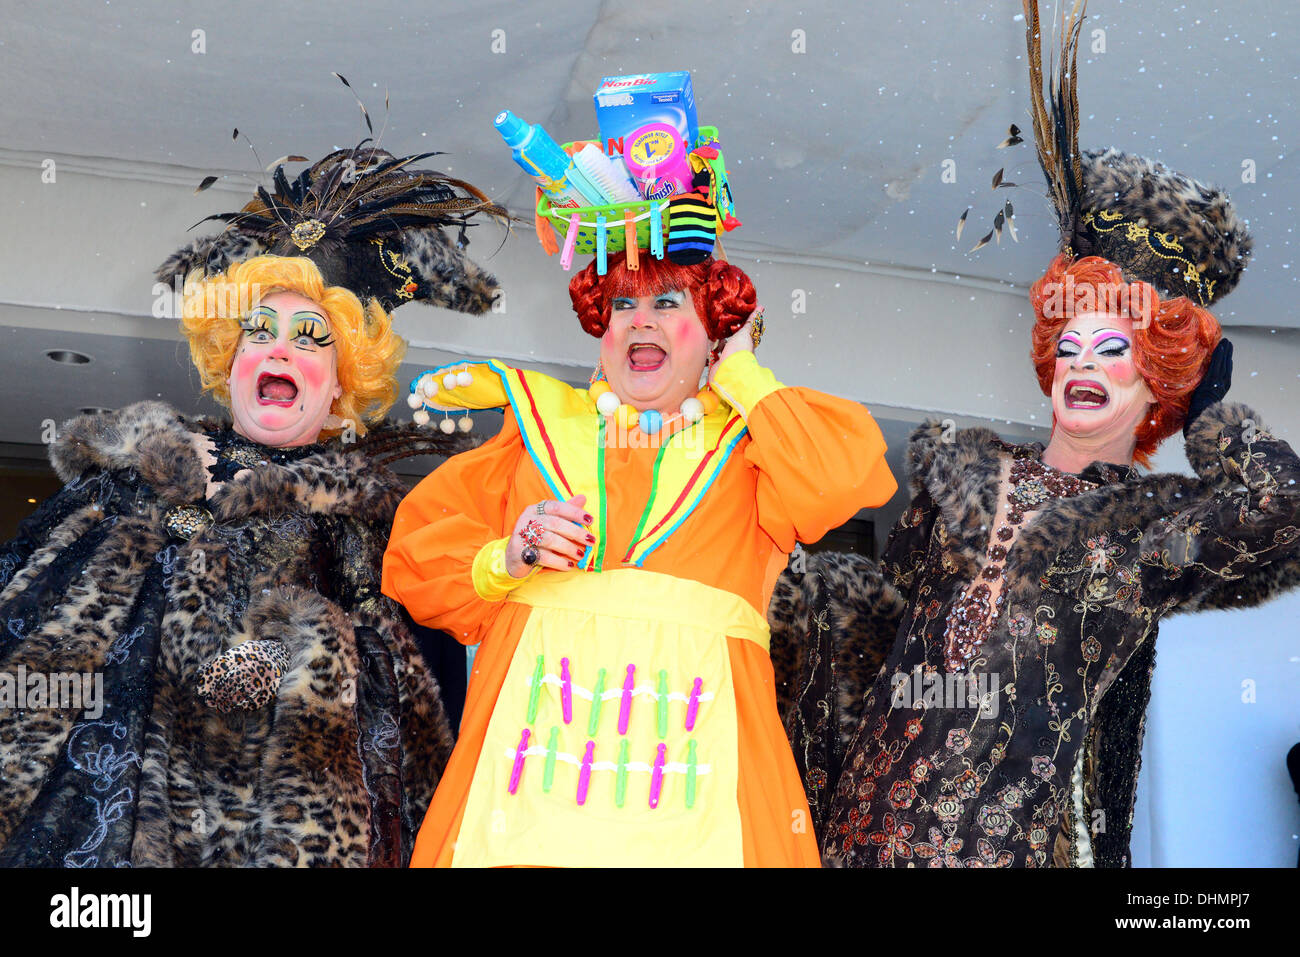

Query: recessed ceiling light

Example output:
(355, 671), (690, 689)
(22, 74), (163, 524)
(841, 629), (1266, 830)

(45, 349), (92, 365)
(27, 498), (37, 504)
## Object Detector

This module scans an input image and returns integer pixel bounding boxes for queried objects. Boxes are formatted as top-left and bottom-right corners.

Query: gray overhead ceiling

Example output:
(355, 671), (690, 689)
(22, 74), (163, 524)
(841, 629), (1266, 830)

(0, 0), (1295, 463)
(4, 0), (1293, 323)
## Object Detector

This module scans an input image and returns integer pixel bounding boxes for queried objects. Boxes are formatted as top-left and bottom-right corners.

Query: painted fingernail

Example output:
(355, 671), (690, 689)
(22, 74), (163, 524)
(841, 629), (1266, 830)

(586, 533), (595, 543)
(583, 513), (593, 524)
(568, 560), (576, 568)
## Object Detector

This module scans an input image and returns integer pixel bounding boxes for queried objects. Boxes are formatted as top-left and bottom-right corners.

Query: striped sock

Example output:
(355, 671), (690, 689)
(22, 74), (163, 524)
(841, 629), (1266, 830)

(666, 193), (716, 265)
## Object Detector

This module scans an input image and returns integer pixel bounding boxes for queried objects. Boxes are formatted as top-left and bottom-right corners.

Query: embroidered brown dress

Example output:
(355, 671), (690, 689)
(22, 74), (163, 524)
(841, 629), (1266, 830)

(815, 401), (1300, 867)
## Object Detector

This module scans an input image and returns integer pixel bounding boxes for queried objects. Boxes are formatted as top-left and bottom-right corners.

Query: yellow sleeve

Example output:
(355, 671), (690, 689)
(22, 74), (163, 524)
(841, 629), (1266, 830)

(708, 350), (783, 421)
(471, 536), (539, 601)
(713, 351), (898, 550)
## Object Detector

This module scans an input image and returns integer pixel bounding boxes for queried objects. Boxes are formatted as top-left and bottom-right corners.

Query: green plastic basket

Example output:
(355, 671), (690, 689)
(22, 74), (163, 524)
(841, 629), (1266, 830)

(537, 125), (733, 258)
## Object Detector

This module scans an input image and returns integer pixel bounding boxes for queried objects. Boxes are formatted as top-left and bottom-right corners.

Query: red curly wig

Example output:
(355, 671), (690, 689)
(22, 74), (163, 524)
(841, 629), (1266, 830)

(568, 256), (756, 359)
(1029, 253), (1221, 467)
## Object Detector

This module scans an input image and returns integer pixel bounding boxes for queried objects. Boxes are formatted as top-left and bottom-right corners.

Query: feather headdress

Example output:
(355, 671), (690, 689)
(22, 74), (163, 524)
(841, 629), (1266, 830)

(157, 78), (511, 314)
(1019, 0), (1251, 305)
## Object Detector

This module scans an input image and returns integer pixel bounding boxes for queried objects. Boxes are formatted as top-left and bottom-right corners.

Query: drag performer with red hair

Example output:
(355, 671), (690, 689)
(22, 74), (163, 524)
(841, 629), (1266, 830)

(382, 245), (897, 867)
(781, 1), (1300, 867)
(1028, 252), (1224, 470)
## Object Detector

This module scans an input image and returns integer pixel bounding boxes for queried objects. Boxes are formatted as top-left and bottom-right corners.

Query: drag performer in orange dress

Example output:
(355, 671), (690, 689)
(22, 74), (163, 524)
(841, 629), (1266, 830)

(382, 254), (897, 866)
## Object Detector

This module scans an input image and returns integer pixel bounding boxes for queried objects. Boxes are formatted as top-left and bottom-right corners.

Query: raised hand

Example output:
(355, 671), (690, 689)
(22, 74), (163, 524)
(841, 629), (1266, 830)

(1184, 338), (1234, 435)
(707, 306), (763, 386)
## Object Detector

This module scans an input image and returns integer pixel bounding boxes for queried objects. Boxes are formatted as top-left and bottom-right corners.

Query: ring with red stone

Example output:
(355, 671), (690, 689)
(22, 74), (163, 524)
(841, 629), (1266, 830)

(521, 519), (545, 548)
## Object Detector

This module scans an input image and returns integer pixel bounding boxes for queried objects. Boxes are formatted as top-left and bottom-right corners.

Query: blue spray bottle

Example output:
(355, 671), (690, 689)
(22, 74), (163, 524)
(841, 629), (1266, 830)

(494, 110), (599, 209)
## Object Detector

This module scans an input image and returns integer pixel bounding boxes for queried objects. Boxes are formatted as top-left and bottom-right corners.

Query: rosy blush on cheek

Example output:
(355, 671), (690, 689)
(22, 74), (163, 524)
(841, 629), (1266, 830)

(1106, 357), (1138, 384)
(599, 328), (622, 369)
(678, 315), (701, 337)
(664, 315), (705, 352)
(230, 349), (262, 386)
(1053, 358), (1072, 387)
(296, 353), (332, 390)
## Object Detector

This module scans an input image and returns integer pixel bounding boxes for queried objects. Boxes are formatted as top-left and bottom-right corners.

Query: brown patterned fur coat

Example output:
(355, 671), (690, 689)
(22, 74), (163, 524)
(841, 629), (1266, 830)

(770, 401), (1300, 865)
(0, 401), (462, 867)
(768, 550), (902, 831)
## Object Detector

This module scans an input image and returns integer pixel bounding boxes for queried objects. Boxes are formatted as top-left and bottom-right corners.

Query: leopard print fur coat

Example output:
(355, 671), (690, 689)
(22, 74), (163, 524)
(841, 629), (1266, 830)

(0, 401), (467, 867)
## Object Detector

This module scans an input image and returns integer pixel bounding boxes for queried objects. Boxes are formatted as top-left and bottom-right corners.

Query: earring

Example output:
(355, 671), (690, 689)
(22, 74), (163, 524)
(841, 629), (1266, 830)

(589, 358), (607, 386)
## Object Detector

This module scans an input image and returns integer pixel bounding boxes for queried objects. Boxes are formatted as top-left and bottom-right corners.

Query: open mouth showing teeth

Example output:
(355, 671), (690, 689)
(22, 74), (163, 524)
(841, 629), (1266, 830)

(257, 373), (299, 406)
(627, 343), (667, 372)
(1065, 381), (1109, 409)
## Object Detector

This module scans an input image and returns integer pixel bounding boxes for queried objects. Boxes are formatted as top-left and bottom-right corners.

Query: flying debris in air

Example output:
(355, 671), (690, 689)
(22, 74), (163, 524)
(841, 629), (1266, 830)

(266, 155), (310, 171)
(333, 71), (374, 134)
(966, 122), (1027, 254)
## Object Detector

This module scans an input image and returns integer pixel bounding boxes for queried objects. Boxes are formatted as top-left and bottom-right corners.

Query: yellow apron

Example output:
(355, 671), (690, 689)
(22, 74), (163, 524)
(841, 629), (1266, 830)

(451, 568), (770, 867)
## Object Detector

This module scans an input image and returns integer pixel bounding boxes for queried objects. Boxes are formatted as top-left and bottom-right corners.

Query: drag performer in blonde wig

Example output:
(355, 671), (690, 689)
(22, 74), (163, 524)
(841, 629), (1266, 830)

(772, 0), (1300, 867)
(180, 254), (406, 441)
(0, 131), (507, 867)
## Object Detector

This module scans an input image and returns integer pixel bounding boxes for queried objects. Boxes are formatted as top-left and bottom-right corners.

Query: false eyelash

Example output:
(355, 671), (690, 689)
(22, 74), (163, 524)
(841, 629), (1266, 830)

(292, 322), (334, 347)
(240, 317), (274, 335)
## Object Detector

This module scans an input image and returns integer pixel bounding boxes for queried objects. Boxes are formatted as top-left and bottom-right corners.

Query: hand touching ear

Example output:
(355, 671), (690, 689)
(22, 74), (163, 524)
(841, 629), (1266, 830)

(708, 307), (762, 385)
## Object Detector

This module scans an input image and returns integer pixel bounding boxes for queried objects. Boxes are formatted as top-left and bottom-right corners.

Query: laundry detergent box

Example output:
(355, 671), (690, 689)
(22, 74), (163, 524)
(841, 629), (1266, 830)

(593, 71), (699, 158)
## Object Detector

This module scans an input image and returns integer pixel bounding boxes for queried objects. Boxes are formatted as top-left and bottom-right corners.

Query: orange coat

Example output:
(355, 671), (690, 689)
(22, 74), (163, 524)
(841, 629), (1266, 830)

(382, 353), (896, 866)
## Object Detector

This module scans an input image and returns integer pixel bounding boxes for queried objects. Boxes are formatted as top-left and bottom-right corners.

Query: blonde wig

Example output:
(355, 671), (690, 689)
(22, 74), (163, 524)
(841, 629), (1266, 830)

(179, 255), (405, 438)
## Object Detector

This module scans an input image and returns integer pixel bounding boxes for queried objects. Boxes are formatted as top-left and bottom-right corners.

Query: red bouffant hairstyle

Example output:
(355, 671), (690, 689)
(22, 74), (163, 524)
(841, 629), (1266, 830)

(1029, 253), (1221, 467)
(568, 256), (756, 355)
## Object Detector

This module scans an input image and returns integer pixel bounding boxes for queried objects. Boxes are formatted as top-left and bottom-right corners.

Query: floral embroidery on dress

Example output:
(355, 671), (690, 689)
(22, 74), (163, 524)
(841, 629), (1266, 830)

(819, 411), (1300, 868)
(942, 451), (1097, 671)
